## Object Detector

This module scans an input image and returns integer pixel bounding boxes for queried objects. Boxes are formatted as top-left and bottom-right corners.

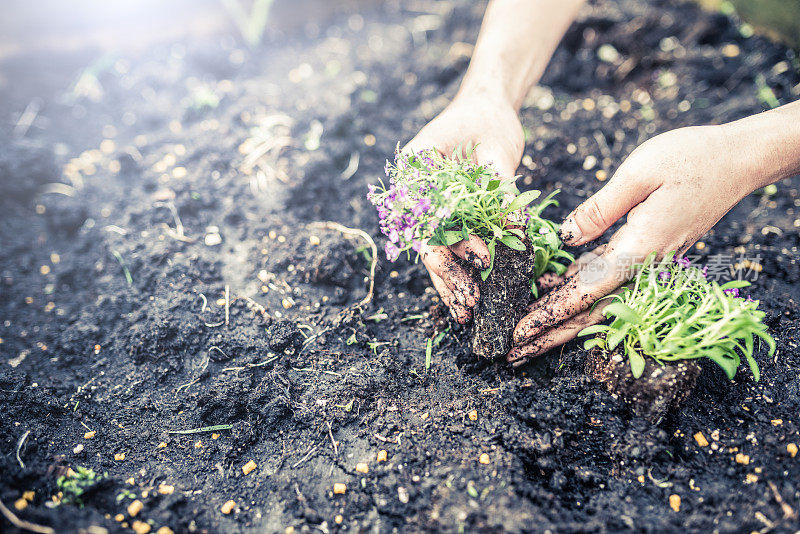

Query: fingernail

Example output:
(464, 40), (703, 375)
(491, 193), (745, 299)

(558, 216), (582, 245)
(472, 257), (486, 270)
(454, 291), (466, 306)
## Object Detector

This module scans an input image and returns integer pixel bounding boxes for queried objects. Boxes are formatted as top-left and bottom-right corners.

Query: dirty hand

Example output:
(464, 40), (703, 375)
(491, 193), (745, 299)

(405, 92), (524, 323)
(506, 115), (799, 366)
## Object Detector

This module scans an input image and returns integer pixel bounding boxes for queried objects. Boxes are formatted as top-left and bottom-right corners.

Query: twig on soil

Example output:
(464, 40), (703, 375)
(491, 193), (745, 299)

(768, 480), (798, 520)
(154, 201), (195, 243)
(111, 250), (133, 286)
(0, 498), (54, 534)
(221, 355), (279, 373)
(197, 294), (208, 314)
(340, 151), (360, 180)
(298, 326), (333, 355)
(209, 346), (228, 359)
(326, 422), (339, 456)
(167, 424), (233, 435)
(175, 377), (201, 394)
(16, 430), (30, 468)
(291, 445), (319, 469)
(224, 285), (230, 327)
(310, 221), (377, 312)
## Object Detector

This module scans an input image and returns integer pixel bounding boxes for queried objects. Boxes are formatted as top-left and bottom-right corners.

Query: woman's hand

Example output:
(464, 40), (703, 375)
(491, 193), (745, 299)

(406, 91), (524, 323)
(506, 123), (771, 365)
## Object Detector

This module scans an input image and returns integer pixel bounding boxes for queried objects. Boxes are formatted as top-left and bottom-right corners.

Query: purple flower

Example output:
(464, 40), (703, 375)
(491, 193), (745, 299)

(412, 239), (423, 252)
(675, 256), (691, 268)
(723, 287), (740, 297)
(388, 229), (399, 243)
(385, 242), (400, 261)
(701, 266), (708, 278)
(412, 198), (431, 217)
(658, 271), (671, 284)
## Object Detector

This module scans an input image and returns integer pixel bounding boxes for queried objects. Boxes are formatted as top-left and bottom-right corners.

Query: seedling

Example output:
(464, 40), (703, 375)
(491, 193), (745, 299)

(57, 466), (104, 507)
(580, 253), (775, 380)
(368, 147), (571, 282)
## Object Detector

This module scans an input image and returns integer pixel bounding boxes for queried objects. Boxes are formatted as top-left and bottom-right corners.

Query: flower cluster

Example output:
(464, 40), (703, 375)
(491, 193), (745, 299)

(368, 147), (572, 281)
(580, 252), (774, 380)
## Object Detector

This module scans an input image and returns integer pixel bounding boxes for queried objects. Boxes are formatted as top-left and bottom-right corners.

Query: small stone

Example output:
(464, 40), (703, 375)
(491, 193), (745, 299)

(309, 235), (321, 246)
(22, 491), (34, 502)
(156, 528), (175, 534)
(74, 444), (84, 454)
(595, 169), (607, 181)
(158, 484), (175, 495)
(771, 419), (783, 426)
(398, 487), (409, 504)
(285, 527), (295, 534)
(389, 270), (399, 278)
(694, 432), (709, 447)
(787, 443), (798, 458)
(205, 233), (222, 246)
(84, 430), (96, 439)
(637, 475), (645, 483)
(335, 515), (343, 524)
(597, 44), (620, 63)
(735, 453), (750, 465)
(746, 473), (758, 483)
(281, 298), (293, 309)
(115, 453), (126, 461)
(377, 450), (388, 462)
(126, 478), (135, 485)
(669, 494), (680, 512)
(14, 498), (27, 511)
(157, 442), (167, 449)
(115, 514), (125, 522)
(212, 433), (220, 440)
(355, 462), (369, 474)
(468, 410), (478, 421)
(333, 483), (347, 495)
(363, 134), (376, 146)
(172, 167), (187, 179)
(40, 265), (50, 275)
(127, 499), (143, 517)
(221, 500), (236, 514)
(479, 453), (490, 465)
(721, 43), (740, 57)
(242, 460), (257, 475)
(132, 521), (151, 534)
(582, 155), (597, 171)
(695, 241), (706, 251)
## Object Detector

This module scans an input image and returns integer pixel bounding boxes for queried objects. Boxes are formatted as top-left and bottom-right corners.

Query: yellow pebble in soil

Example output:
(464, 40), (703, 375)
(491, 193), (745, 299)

(212, 433), (220, 440)
(595, 169), (607, 181)
(309, 235), (321, 246)
(333, 483), (347, 495)
(363, 134), (376, 146)
(22, 491), (35, 502)
(695, 241), (706, 250)
(158, 484), (175, 495)
(156, 527), (175, 534)
(771, 419), (783, 426)
(787, 443), (798, 458)
(242, 460), (257, 475)
(735, 453), (750, 465)
(285, 527), (295, 534)
(172, 166), (187, 179)
(132, 521), (151, 534)
(669, 494), (681, 512)
(157, 442), (167, 449)
(40, 265), (50, 275)
(335, 514), (343, 524)
(356, 462), (369, 474)
(14, 498), (27, 511)
(194, 441), (202, 448)
(637, 475), (645, 483)
(115, 514), (125, 522)
(479, 453), (490, 465)
(746, 473), (758, 483)
(126, 478), (135, 485)
(115, 453), (125, 461)
(221, 500), (236, 514)
(377, 450), (388, 462)
(127, 499), (143, 517)
(694, 432), (709, 447)
(721, 43), (740, 57)
(468, 410), (478, 421)
(389, 270), (399, 278)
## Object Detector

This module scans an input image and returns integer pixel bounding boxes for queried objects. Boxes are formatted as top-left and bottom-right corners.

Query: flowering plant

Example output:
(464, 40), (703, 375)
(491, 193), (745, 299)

(579, 253), (775, 380)
(367, 147), (572, 284)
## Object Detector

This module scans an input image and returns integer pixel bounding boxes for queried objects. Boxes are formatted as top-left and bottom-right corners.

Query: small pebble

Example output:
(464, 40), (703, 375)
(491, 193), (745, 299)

(22, 491), (34, 502)
(132, 521), (151, 534)
(377, 450), (388, 462)
(335, 515), (343, 524)
(115, 514), (125, 522)
(114, 453), (126, 461)
(595, 169), (607, 181)
(479, 453), (490, 465)
(398, 487), (409, 504)
(787, 443), (798, 457)
(157, 442), (167, 449)
(309, 235), (321, 246)
(356, 462), (369, 474)
(14, 498), (27, 511)
(468, 410), (478, 421)
(333, 483), (347, 495)
(221, 500), (236, 514)
(242, 460), (257, 475)
(694, 432), (709, 447)
(156, 528), (175, 534)
(84, 431), (96, 439)
(669, 494), (681, 512)
(127, 499), (143, 517)
(74, 444), (84, 454)
(582, 155), (597, 171)
(735, 453), (750, 465)
(158, 484), (175, 495)
(746, 473), (758, 483)
(205, 233), (222, 246)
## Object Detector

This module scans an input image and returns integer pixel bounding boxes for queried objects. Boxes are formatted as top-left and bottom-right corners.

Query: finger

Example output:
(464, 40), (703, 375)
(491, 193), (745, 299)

(473, 143), (517, 180)
(420, 243), (480, 308)
(428, 269), (471, 323)
(450, 235), (491, 270)
(564, 244), (608, 278)
(558, 173), (657, 246)
(512, 246), (630, 345)
(506, 288), (621, 367)
(536, 272), (563, 292)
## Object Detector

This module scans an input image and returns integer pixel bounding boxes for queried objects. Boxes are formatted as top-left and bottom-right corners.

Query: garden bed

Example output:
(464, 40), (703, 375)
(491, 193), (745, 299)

(1, 0), (800, 532)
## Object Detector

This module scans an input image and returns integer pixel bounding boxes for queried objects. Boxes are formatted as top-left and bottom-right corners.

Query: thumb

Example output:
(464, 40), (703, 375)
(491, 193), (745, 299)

(559, 174), (656, 246)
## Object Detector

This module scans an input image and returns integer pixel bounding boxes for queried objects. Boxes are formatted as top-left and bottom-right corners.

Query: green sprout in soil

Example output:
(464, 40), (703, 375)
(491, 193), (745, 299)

(57, 466), (104, 507)
(579, 253), (775, 380)
(368, 147), (571, 282)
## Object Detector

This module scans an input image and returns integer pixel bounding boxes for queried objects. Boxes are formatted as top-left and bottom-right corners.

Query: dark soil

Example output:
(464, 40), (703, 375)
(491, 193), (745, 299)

(471, 243), (538, 360)
(2, 0), (800, 533)
(586, 347), (702, 424)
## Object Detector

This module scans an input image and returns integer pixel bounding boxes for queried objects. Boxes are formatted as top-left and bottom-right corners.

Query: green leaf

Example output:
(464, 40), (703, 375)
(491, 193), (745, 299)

(530, 279), (539, 299)
(507, 228), (526, 239)
(583, 337), (605, 350)
(505, 190), (541, 212)
(443, 231), (463, 246)
(427, 234), (444, 247)
(489, 223), (504, 239)
(486, 179), (501, 191)
(720, 280), (751, 290)
(481, 240), (496, 281)
(425, 337), (433, 370)
(578, 324), (609, 337)
(705, 347), (738, 380)
(603, 302), (642, 325)
(499, 235), (526, 251)
(629, 351), (645, 378)
(606, 323), (631, 351)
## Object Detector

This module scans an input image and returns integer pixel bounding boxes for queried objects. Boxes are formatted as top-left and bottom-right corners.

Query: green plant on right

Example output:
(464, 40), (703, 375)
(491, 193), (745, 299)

(579, 253), (775, 380)
(57, 466), (104, 507)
